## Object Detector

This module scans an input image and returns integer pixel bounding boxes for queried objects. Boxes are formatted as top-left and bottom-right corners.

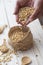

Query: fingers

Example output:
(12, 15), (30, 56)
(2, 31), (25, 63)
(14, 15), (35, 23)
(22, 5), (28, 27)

(14, 0), (26, 15)
(16, 6), (41, 26)
(16, 14), (23, 24)
(25, 7), (41, 25)
(14, 0), (29, 14)
(18, 21), (26, 27)
(16, 14), (19, 23)
(14, 1), (20, 15)
(25, 16), (33, 25)
(18, 9), (38, 26)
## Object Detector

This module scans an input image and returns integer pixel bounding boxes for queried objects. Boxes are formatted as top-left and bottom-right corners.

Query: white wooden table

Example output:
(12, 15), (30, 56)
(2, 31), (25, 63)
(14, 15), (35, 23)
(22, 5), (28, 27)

(0, 0), (43, 65)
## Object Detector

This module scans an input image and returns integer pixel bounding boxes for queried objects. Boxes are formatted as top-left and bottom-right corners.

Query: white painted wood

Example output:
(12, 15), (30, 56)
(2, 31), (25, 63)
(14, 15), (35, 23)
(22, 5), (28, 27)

(0, 0), (9, 44)
(0, 1), (18, 65)
(3, 0), (19, 27)
(0, 0), (43, 65)
(28, 19), (43, 58)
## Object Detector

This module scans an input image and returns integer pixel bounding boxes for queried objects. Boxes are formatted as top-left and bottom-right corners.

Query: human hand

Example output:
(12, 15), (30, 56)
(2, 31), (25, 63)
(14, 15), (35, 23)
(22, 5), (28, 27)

(14, 0), (33, 23)
(14, 0), (43, 26)
(25, 0), (43, 26)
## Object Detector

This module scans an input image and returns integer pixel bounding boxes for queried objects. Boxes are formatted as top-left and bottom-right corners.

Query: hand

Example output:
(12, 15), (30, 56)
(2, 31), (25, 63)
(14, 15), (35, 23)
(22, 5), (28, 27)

(14, 0), (34, 23)
(25, 0), (43, 26)
(14, 0), (43, 26)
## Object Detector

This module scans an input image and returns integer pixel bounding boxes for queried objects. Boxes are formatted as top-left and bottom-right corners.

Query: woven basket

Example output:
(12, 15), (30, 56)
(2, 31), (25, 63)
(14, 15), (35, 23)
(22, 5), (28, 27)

(8, 26), (33, 51)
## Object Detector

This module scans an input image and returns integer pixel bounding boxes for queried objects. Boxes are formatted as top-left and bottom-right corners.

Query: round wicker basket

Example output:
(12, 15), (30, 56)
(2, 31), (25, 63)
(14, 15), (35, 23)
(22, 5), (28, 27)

(8, 26), (33, 51)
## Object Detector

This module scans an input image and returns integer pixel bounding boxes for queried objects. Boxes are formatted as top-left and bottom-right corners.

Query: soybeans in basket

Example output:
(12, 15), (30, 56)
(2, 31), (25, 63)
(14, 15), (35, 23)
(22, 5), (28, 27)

(10, 29), (27, 42)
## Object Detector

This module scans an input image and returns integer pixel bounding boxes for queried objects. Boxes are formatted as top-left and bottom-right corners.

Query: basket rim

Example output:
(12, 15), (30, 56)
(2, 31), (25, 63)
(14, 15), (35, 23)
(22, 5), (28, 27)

(8, 26), (31, 43)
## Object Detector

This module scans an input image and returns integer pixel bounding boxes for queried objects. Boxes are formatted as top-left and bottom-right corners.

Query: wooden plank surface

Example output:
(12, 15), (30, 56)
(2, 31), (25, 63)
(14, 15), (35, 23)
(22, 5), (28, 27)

(0, 0), (18, 65)
(0, 0), (43, 65)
